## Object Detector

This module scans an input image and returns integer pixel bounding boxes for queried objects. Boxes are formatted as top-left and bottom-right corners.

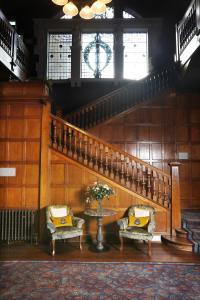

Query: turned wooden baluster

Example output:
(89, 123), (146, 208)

(142, 165), (147, 197)
(131, 160), (136, 191)
(125, 157), (130, 188)
(57, 122), (62, 152)
(83, 135), (88, 165)
(104, 146), (109, 177)
(158, 174), (163, 205)
(147, 167), (152, 199)
(88, 138), (94, 168)
(73, 130), (78, 160)
(94, 141), (99, 171)
(78, 132), (83, 162)
(120, 154), (125, 185)
(99, 144), (104, 174)
(115, 152), (120, 182)
(110, 150), (114, 179)
(63, 124), (67, 154)
(153, 171), (158, 202)
(164, 176), (170, 208)
(68, 127), (72, 157)
(52, 119), (57, 148)
(136, 163), (141, 194)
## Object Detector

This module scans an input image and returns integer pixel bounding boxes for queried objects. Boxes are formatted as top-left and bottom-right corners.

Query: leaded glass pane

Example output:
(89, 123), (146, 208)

(47, 33), (72, 80)
(81, 33), (114, 78)
(123, 11), (134, 19)
(123, 33), (148, 80)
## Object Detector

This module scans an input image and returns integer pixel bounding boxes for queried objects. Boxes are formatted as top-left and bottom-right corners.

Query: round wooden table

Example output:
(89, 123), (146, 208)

(84, 209), (116, 251)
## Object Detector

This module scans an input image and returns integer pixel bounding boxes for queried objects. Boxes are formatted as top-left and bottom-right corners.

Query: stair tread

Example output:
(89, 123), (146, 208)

(175, 228), (187, 233)
(162, 235), (193, 246)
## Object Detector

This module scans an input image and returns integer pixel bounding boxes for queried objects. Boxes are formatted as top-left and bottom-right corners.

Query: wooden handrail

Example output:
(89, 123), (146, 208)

(65, 66), (177, 129)
(50, 114), (171, 209)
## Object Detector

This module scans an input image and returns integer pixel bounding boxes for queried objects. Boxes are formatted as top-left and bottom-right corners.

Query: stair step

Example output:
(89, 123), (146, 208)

(175, 228), (188, 238)
(161, 235), (193, 252)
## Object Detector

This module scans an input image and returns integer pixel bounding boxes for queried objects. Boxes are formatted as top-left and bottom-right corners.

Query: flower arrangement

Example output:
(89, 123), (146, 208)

(85, 181), (114, 212)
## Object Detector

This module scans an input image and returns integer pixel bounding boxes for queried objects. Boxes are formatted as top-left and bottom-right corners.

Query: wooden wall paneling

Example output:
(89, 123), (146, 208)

(88, 92), (200, 209)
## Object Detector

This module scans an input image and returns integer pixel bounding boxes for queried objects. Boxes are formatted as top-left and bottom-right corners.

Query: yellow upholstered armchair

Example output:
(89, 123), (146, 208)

(117, 204), (155, 256)
(46, 205), (85, 256)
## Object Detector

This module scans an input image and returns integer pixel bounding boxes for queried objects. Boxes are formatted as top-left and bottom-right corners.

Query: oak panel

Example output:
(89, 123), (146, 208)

(24, 105), (41, 116)
(0, 188), (6, 208)
(24, 165), (39, 185)
(0, 120), (6, 138)
(176, 126), (189, 142)
(191, 126), (200, 142)
(9, 104), (24, 117)
(190, 109), (200, 123)
(8, 142), (23, 161)
(7, 188), (22, 208)
(25, 119), (41, 139)
(51, 163), (65, 185)
(8, 120), (24, 138)
(25, 188), (39, 209)
(25, 142), (40, 161)
(0, 142), (6, 161)
(152, 144), (162, 160)
(50, 187), (66, 204)
(139, 144), (150, 160)
(67, 163), (83, 186)
(7, 165), (24, 185)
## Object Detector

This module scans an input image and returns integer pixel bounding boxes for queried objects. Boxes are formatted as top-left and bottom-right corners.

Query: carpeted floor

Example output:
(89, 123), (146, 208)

(0, 261), (200, 300)
(182, 210), (200, 253)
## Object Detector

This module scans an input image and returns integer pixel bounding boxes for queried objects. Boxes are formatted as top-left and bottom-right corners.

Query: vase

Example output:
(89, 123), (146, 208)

(97, 199), (103, 214)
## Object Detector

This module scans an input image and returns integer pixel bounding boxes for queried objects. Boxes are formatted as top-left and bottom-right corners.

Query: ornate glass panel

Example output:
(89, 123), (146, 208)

(123, 11), (134, 19)
(94, 6), (114, 19)
(123, 33), (148, 80)
(81, 33), (114, 78)
(47, 33), (72, 80)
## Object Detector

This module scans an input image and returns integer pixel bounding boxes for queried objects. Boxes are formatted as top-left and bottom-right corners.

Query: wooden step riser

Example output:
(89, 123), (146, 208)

(161, 237), (193, 252)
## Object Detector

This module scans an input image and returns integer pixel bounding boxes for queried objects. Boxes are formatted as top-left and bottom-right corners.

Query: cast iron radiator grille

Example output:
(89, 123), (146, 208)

(0, 209), (37, 243)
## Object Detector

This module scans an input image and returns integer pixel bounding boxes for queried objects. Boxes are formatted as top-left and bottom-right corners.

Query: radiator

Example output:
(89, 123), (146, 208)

(0, 209), (37, 244)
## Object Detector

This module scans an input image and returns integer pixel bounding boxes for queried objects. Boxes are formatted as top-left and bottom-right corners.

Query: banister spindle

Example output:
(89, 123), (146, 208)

(120, 154), (125, 185)
(104, 146), (109, 177)
(115, 152), (120, 182)
(125, 157), (130, 188)
(94, 141), (99, 171)
(147, 167), (152, 198)
(110, 150), (114, 179)
(131, 160), (136, 191)
(63, 124), (67, 154)
(78, 132), (83, 162)
(153, 171), (158, 202)
(164, 176), (169, 208)
(88, 138), (94, 168)
(158, 174), (163, 205)
(73, 130), (78, 160)
(83, 135), (88, 165)
(52, 119), (57, 148)
(99, 144), (104, 174)
(68, 127), (72, 157)
(136, 163), (141, 194)
(142, 165), (147, 197)
(57, 122), (62, 152)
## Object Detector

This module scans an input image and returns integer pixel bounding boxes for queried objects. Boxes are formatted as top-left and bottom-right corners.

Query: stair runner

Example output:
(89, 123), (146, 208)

(182, 210), (200, 254)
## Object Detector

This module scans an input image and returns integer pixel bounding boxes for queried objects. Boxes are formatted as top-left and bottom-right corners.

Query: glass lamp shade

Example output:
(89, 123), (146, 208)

(63, 2), (78, 17)
(51, 0), (68, 5)
(99, 0), (112, 4)
(91, 0), (107, 14)
(79, 6), (94, 19)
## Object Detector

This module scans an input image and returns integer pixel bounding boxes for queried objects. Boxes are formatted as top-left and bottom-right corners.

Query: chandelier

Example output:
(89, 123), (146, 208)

(51, 0), (112, 19)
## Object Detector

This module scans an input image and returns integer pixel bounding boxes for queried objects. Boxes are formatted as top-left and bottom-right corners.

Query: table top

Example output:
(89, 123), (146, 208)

(84, 209), (117, 217)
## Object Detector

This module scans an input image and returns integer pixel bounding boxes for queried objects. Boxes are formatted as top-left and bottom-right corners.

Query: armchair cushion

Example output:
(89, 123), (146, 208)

(51, 215), (73, 228)
(128, 215), (149, 228)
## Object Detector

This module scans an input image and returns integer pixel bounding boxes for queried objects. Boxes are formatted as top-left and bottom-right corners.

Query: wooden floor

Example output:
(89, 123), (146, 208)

(1, 241), (200, 263)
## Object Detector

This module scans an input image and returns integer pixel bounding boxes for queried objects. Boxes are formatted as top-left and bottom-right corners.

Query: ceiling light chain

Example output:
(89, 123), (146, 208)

(51, 0), (112, 20)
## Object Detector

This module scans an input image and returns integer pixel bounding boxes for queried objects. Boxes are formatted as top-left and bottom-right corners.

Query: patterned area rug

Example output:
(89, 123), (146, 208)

(0, 261), (200, 300)
(182, 210), (200, 253)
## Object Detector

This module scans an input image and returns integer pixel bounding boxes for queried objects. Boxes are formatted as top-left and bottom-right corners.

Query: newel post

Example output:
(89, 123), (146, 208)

(169, 162), (181, 234)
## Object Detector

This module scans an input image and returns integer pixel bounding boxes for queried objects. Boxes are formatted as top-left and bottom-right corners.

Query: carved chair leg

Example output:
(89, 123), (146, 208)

(120, 236), (123, 251)
(80, 235), (83, 251)
(51, 240), (55, 256)
(148, 240), (151, 256)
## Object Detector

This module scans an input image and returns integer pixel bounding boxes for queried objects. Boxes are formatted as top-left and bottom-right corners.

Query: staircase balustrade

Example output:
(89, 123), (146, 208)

(65, 67), (176, 129)
(50, 114), (171, 209)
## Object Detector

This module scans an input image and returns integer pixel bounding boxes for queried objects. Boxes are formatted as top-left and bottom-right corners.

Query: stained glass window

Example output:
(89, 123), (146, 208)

(81, 33), (114, 78)
(47, 33), (72, 80)
(94, 6), (114, 19)
(123, 11), (134, 19)
(123, 33), (148, 80)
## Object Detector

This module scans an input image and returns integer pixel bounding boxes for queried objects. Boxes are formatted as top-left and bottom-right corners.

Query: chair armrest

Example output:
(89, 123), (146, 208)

(47, 222), (56, 234)
(117, 218), (128, 230)
(73, 217), (85, 229)
(147, 221), (155, 234)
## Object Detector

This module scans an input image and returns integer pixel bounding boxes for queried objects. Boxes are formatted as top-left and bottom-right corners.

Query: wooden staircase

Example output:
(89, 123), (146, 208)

(162, 228), (194, 252)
